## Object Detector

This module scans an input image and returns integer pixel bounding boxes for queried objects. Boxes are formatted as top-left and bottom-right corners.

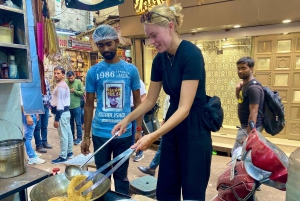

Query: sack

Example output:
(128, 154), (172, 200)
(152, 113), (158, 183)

(202, 95), (224, 132)
(247, 81), (285, 136)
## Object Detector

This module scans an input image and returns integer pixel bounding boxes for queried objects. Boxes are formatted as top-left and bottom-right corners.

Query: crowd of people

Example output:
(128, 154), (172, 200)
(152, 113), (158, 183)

(20, 2), (265, 200)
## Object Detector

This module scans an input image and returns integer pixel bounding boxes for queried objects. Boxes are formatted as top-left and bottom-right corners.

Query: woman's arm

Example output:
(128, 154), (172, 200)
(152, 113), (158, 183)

(112, 81), (162, 135)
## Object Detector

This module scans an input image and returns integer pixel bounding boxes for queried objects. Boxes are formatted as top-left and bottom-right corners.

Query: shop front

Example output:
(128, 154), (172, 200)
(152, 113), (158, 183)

(118, 0), (300, 140)
(44, 34), (93, 87)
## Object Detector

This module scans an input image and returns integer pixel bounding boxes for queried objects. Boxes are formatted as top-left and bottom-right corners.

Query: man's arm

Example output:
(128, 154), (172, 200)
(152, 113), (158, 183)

(74, 80), (85, 97)
(81, 92), (95, 155)
(84, 92), (95, 138)
(236, 81), (243, 100)
(133, 89), (142, 141)
(247, 104), (259, 134)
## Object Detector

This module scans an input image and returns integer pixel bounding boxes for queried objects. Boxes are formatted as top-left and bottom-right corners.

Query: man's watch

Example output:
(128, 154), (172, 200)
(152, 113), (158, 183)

(136, 126), (142, 131)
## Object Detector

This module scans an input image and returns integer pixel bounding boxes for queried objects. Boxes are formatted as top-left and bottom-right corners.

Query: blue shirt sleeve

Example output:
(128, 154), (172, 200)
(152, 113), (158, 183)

(85, 67), (96, 93)
(131, 65), (141, 91)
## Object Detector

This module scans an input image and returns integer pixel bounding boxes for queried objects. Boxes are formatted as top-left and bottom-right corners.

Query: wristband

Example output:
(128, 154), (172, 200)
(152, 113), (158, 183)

(83, 136), (91, 139)
(136, 126), (142, 131)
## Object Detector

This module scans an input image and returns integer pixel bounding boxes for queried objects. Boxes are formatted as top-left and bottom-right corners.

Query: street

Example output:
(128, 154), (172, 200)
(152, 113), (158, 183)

(28, 115), (286, 201)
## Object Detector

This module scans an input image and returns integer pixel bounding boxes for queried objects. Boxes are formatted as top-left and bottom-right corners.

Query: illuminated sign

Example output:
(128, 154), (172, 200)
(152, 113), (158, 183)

(134, 0), (166, 14)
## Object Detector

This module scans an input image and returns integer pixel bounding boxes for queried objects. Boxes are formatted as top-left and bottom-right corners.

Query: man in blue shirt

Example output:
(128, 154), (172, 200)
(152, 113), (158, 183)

(81, 24), (143, 195)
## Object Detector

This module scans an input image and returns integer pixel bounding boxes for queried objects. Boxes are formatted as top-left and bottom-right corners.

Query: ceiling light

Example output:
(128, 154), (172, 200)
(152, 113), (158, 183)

(283, 32), (289, 35)
(282, 19), (292, 23)
(233, 25), (241, 28)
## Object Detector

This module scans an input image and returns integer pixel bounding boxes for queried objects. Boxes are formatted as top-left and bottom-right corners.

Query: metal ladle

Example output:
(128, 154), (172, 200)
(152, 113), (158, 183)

(65, 133), (119, 180)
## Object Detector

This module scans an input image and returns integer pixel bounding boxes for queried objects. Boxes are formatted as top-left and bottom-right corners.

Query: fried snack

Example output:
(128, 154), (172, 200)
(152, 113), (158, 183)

(48, 197), (69, 201)
(67, 175), (93, 201)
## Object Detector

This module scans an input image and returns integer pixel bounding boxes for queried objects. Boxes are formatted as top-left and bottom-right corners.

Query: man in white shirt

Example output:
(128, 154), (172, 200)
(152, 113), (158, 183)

(131, 79), (147, 162)
(50, 66), (74, 164)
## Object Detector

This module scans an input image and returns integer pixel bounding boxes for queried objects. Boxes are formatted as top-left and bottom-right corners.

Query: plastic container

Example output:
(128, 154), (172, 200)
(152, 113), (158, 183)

(130, 175), (157, 198)
(0, 26), (13, 43)
(9, 55), (18, 79)
(286, 147), (300, 201)
(1, 63), (9, 79)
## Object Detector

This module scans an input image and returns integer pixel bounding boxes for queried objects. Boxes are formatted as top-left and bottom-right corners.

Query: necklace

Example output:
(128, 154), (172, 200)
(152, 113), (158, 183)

(166, 52), (176, 66)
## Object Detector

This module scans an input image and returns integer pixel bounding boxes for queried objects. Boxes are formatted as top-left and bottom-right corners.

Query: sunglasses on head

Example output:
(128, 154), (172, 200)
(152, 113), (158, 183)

(140, 12), (170, 23)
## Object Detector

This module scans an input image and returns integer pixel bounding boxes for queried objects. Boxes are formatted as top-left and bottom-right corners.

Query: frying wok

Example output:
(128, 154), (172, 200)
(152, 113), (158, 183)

(30, 171), (110, 201)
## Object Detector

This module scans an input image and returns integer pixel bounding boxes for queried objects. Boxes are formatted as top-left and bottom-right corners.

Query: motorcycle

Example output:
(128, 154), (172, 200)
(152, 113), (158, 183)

(212, 121), (289, 201)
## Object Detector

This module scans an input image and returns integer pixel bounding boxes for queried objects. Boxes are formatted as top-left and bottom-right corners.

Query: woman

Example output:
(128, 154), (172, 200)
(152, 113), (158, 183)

(112, 3), (212, 200)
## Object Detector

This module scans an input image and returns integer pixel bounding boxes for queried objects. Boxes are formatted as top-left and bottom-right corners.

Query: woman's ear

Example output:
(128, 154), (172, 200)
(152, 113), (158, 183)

(168, 22), (175, 34)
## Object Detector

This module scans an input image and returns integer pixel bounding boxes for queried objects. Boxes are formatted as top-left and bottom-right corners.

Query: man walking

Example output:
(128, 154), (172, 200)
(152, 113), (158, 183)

(232, 57), (264, 155)
(34, 78), (53, 153)
(66, 71), (84, 145)
(81, 25), (142, 195)
(51, 66), (74, 164)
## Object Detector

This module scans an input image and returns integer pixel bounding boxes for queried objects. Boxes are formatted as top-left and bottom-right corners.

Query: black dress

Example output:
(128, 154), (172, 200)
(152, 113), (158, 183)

(151, 40), (212, 200)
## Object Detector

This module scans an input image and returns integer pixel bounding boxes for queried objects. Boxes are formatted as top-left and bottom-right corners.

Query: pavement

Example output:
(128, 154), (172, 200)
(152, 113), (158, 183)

(26, 115), (286, 201)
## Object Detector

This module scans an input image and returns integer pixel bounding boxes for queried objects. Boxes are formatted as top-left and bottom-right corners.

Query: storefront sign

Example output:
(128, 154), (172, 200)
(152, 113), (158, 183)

(134, 0), (166, 14)
(69, 38), (93, 51)
(57, 34), (92, 51)
(57, 34), (68, 48)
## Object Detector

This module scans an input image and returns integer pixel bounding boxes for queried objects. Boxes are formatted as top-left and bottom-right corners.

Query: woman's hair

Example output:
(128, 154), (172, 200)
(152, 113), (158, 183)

(147, 3), (184, 32)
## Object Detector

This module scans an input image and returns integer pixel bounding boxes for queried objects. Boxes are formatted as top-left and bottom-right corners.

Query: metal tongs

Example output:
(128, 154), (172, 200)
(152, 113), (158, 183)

(75, 147), (135, 196)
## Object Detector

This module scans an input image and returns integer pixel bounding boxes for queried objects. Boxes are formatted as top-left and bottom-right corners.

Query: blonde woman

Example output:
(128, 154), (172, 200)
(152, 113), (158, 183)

(112, 3), (212, 200)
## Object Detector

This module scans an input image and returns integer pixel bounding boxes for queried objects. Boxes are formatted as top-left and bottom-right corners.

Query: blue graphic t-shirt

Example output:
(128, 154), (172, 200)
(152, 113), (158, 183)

(86, 60), (140, 138)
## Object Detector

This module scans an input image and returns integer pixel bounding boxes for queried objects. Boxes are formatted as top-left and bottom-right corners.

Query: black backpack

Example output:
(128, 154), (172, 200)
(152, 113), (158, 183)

(247, 81), (285, 136)
(202, 95), (224, 132)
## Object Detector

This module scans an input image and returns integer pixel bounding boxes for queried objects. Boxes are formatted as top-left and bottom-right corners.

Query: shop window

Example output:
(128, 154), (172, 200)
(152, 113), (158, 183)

(274, 89), (288, 103)
(257, 57), (271, 70)
(254, 72), (271, 86)
(297, 38), (300, 51)
(292, 73), (300, 87)
(277, 39), (292, 53)
(296, 56), (300, 69)
(276, 56), (290, 70)
(257, 41), (272, 53)
(293, 90), (300, 103)
(274, 73), (289, 86)
(290, 106), (300, 120)
(289, 122), (300, 135)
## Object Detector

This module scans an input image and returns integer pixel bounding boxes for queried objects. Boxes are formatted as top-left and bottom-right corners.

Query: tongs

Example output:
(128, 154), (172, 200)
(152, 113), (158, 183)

(75, 147), (135, 196)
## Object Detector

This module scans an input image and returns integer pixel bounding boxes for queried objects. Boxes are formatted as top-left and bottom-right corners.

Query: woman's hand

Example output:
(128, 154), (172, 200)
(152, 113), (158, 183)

(111, 118), (129, 136)
(131, 134), (158, 152)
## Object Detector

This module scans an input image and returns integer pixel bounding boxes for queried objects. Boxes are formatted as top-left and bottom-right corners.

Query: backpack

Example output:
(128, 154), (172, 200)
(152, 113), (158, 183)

(247, 81), (285, 136)
(202, 95), (224, 132)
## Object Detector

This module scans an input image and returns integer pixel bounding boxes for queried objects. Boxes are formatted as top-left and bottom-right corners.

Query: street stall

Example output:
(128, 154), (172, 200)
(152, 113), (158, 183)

(0, 0), (52, 200)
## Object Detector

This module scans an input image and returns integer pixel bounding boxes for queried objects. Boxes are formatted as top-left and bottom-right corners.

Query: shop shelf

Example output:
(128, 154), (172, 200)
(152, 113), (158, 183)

(0, 79), (30, 83)
(0, 43), (27, 49)
(0, 5), (24, 15)
(0, 46), (31, 82)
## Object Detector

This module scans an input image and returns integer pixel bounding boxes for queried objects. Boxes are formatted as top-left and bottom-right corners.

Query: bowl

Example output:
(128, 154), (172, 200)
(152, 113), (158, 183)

(30, 171), (110, 201)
